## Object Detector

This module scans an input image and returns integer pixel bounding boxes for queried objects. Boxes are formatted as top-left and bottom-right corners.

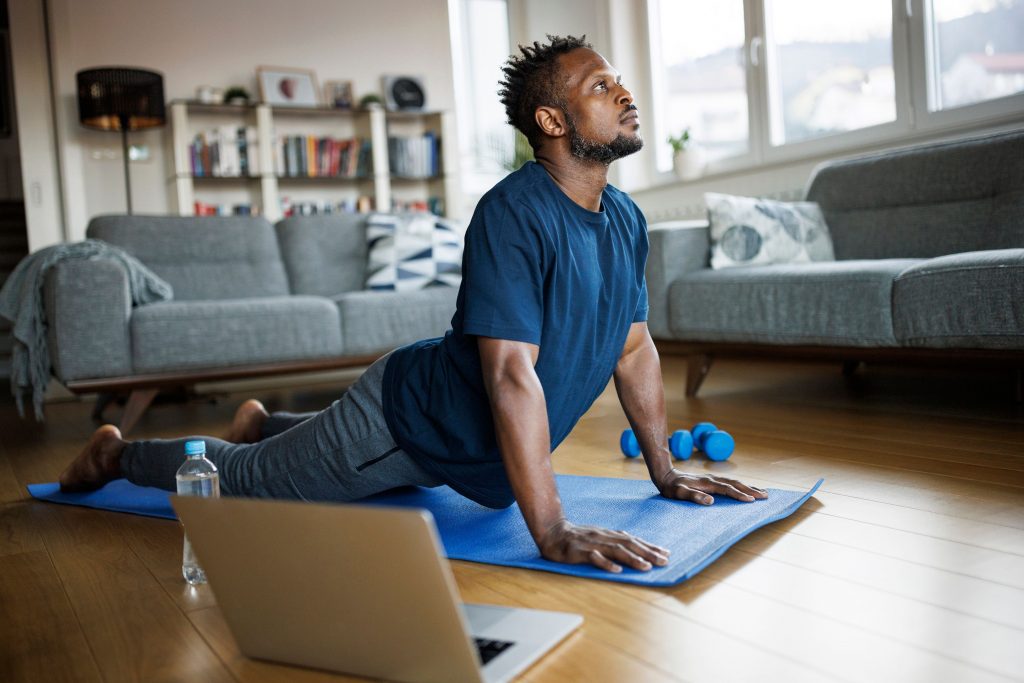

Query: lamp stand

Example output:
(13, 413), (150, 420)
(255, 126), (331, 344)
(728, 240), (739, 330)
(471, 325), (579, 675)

(120, 115), (133, 214)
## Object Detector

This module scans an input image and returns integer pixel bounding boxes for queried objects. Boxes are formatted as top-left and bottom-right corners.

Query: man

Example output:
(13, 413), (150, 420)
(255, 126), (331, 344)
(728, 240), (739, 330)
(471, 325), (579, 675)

(61, 35), (766, 574)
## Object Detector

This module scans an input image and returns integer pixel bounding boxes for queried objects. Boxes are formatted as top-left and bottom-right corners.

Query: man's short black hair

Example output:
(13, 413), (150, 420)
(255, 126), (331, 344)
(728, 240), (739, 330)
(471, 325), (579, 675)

(498, 34), (593, 151)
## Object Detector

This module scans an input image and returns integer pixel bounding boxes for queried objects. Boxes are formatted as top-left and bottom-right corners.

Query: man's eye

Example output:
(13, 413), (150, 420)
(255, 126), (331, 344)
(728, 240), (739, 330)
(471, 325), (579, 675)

(595, 82), (607, 91)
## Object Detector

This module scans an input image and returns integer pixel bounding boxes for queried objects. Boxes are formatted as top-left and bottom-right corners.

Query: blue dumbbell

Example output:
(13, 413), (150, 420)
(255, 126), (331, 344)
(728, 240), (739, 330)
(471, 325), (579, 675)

(690, 422), (735, 461)
(620, 428), (694, 461)
(668, 430), (694, 460)
(620, 429), (641, 458)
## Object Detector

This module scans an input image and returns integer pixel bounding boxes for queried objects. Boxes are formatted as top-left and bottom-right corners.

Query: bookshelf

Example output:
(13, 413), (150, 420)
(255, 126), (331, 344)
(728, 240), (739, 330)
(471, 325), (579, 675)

(167, 100), (460, 221)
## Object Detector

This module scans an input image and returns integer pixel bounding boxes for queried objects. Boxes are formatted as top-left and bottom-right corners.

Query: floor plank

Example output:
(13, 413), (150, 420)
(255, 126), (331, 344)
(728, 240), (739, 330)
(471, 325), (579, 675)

(0, 550), (103, 683)
(31, 503), (236, 683)
(454, 563), (836, 683)
(0, 502), (46, 557)
(699, 544), (1024, 680)
(0, 445), (26, 504)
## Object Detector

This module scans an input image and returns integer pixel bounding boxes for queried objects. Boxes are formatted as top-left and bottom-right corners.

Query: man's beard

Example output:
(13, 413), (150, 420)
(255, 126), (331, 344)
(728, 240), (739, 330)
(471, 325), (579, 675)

(565, 111), (643, 165)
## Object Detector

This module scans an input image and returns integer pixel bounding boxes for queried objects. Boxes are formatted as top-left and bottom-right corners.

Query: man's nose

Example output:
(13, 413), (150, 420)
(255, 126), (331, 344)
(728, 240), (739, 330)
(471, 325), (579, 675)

(616, 86), (634, 107)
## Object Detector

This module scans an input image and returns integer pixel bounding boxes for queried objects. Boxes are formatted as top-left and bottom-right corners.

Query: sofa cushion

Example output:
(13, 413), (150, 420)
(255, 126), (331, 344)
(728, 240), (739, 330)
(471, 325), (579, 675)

(333, 287), (457, 355)
(892, 249), (1024, 349)
(669, 259), (921, 346)
(365, 213), (463, 291)
(275, 214), (368, 296)
(805, 130), (1024, 260)
(706, 193), (834, 269)
(131, 296), (342, 373)
(87, 215), (290, 301)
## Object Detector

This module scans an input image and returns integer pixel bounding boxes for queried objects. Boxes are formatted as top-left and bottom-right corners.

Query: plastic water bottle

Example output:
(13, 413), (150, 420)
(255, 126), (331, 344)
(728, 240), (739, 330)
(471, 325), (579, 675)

(176, 440), (219, 585)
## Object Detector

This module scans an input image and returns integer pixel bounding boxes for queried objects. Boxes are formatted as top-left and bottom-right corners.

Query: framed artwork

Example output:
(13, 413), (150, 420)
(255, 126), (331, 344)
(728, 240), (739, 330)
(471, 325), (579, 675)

(323, 80), (354, 109)
(257, 67), (320, 107)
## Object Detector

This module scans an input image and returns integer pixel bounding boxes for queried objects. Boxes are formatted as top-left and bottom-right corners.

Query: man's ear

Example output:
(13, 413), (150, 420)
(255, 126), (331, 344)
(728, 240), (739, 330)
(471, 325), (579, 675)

(535, 106), (567, 139)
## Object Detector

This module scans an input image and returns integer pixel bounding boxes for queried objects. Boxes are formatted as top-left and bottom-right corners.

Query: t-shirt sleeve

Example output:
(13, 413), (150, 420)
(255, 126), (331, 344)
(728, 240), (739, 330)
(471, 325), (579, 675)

(632, 203), (650, 323)
(633, 277), (649, 323)
(460, 197), (547, 345)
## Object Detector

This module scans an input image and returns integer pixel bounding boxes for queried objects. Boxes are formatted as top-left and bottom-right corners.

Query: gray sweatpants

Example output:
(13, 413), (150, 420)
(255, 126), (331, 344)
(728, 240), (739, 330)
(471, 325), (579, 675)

(120, 354), (443, 502)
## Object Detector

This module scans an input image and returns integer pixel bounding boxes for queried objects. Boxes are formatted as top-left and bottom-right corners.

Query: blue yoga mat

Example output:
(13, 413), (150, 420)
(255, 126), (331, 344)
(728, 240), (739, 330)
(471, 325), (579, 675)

(28, 475), (822, 586)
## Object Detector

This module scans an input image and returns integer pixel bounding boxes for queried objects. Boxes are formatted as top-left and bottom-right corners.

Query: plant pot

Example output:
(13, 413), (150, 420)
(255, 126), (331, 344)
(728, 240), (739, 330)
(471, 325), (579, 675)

(673, 146), (706, 181)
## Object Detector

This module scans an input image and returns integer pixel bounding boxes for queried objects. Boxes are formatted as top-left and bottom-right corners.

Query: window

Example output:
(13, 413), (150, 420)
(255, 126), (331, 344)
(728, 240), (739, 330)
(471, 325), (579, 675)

(449, 0), (514, 200)
(764, 0), (896, 145)
(645, 0), (1024, 182)
(927, 0), (1024, 111)
(648, 0), (749, 172)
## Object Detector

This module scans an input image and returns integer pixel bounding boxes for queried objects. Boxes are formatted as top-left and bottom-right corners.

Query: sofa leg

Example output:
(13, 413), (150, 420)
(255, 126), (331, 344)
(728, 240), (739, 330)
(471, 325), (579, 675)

(119, 388), (159, 435)
(91, 392), (119, 423)
(686, 354), (714, 397)
(842, 360), (862, 377)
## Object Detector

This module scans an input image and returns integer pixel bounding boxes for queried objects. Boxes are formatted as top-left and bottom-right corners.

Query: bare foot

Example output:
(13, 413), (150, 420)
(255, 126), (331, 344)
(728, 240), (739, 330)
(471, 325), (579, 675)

(223, 399), (270, 443)
(59, 425), (127, 492)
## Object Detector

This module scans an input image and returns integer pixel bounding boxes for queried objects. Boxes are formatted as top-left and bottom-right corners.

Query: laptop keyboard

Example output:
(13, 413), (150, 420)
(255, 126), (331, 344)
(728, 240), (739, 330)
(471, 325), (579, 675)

(474, 638), (515, 664)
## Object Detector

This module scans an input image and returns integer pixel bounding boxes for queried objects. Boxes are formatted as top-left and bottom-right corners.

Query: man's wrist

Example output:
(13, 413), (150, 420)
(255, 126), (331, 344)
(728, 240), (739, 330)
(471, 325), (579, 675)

(644, 447), (674, 484)
(534, 516), (569, 546)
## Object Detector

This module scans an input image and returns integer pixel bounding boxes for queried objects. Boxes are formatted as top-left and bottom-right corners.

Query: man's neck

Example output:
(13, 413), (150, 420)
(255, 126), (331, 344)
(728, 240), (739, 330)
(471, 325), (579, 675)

(534, 155), (608, 213)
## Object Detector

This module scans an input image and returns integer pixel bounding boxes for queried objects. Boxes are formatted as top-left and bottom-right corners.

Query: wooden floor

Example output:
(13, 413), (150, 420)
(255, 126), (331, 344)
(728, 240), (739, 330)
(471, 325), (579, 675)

(2, 355), (1023, 683)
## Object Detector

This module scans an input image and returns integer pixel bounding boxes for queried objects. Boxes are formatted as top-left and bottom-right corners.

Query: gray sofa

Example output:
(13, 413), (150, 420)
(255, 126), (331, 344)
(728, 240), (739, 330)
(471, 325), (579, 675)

(646, 129), (1024, 397)
(44, 214), (459, 430)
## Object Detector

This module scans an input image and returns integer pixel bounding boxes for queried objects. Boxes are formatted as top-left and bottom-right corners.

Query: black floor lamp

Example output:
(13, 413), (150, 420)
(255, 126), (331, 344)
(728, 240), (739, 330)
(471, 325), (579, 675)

(76, 67), (166, 214)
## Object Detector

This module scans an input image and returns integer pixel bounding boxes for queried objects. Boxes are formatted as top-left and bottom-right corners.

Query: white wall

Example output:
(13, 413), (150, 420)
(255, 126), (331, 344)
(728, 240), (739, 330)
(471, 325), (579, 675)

(44, 0), (457, 241)
(512, 0), (606, 48)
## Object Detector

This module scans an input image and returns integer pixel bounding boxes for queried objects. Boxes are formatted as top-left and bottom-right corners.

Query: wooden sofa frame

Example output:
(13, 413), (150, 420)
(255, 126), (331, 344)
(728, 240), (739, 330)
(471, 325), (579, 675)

(654, 341), (1024, 402)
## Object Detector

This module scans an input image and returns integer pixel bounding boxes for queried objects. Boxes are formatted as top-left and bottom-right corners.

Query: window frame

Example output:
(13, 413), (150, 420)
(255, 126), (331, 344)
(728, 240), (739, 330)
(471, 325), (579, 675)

(644, 0), (1024, 186)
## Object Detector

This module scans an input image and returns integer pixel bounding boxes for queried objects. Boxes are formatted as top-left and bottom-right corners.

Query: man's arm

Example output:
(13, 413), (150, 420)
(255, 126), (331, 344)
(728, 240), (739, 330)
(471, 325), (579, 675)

(478, 336), (669, 573)
(613, 322), (768, 504)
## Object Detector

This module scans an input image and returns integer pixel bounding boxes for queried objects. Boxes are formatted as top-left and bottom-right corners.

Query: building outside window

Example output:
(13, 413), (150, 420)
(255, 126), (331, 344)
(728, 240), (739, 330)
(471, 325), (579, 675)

(927, 0), (1024, 111)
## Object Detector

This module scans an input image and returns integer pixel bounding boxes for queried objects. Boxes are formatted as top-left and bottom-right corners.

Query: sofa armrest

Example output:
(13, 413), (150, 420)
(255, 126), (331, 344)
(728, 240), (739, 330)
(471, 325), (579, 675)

(44, 258), (133, 382)
(645, 221), (711, 339)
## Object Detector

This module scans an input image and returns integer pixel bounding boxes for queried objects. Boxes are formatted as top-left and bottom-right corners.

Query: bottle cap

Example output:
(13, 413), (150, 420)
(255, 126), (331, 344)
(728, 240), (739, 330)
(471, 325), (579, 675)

(184, 440), (206, 456)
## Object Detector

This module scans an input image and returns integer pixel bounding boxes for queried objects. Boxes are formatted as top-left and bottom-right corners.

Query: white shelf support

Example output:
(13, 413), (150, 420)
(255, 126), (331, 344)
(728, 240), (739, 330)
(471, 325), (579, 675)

(370, 107), (390, 213)
(169, 102), (194, 215)
(256, 104), (280, 221)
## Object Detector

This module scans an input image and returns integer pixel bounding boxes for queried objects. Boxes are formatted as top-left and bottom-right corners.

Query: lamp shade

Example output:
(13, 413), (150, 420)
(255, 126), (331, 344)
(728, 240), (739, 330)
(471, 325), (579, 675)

(76, 67), (166, 131)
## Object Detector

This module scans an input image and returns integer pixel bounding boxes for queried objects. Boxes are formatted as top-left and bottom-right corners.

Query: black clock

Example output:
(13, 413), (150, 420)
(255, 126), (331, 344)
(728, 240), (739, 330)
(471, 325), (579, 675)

(383, 76), (426, 111)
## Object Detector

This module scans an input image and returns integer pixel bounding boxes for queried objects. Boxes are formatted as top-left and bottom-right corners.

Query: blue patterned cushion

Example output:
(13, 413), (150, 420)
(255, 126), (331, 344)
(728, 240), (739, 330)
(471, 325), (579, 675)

(365, 213), (463, 291)
(706, 192), (836, 270)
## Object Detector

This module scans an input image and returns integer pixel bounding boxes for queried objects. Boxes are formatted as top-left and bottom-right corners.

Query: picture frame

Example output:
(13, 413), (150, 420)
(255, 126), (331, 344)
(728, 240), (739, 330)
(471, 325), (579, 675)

(257, 66), (320, 107)
(323, 80), (354, 109)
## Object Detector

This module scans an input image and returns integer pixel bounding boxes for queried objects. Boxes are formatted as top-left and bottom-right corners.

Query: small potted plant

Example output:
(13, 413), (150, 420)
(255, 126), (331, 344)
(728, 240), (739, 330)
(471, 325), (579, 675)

(668, 128), (705, 180)
(358, 93), (384, 110)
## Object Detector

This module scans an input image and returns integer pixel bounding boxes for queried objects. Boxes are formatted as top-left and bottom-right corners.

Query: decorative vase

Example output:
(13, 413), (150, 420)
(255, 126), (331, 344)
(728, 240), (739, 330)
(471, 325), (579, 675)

(673, 146), (706, 180)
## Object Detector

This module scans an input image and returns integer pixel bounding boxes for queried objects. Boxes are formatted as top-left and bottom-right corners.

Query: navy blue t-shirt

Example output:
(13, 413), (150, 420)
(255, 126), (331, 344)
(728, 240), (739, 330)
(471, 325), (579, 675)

(382, 161), (649, 508)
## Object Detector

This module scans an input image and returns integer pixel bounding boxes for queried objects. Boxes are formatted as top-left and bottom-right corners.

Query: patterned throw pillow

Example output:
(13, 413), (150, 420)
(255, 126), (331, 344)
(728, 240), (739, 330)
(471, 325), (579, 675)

(365, 213), (463, 291)
(705, 192), (835, 269)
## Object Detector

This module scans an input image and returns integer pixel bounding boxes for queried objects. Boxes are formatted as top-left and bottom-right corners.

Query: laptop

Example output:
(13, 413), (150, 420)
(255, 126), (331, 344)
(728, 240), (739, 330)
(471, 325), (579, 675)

(172, 495), (583, 683)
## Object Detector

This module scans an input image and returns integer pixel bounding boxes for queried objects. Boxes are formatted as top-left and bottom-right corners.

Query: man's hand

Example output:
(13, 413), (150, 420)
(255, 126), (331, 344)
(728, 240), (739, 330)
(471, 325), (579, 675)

(655, 468), (768, 505)
(538, 519), (670, 573)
